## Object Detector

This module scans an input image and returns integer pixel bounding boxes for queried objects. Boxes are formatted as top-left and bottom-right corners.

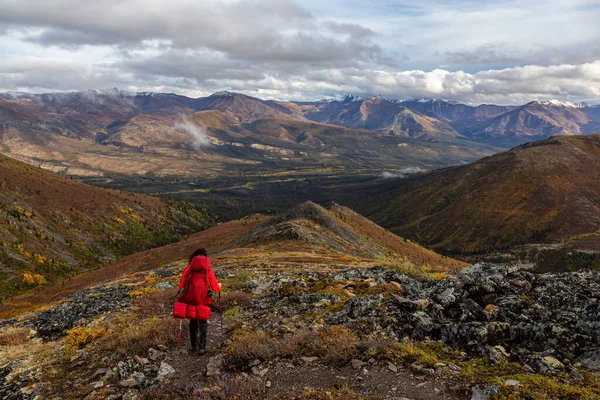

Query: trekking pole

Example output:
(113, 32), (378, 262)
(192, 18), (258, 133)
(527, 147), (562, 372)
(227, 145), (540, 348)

(219, 291), (223, 335)
(177, 319), (183, 347)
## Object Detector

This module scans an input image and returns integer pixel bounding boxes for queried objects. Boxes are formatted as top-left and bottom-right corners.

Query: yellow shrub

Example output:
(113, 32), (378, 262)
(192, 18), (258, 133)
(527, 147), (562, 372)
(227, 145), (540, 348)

(65, 326), (108, 353)
(22, 273), (47, 285)
(128, 286), (158, 298)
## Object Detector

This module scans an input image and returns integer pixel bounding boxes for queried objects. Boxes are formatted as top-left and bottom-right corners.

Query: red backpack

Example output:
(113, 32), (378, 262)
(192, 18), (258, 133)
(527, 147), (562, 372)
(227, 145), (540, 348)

(178, 269), (211, 306)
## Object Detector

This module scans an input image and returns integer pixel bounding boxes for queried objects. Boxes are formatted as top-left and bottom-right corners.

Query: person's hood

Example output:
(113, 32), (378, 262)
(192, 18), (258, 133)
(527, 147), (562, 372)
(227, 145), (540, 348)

(190, 255), (211, 271)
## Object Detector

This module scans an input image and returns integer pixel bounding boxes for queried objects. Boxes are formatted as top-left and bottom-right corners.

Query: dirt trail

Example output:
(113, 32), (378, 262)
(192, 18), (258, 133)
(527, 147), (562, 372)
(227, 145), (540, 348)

(155, 314), (465, 399)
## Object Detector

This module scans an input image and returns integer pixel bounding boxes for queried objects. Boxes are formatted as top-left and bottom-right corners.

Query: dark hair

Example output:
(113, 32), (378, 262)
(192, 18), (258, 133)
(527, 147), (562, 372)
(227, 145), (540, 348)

(189, 248), (207, 263)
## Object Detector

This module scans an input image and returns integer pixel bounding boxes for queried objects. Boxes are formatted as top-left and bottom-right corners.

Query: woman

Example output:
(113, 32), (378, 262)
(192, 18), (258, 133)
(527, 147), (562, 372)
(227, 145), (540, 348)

(177, 248), (221, 355)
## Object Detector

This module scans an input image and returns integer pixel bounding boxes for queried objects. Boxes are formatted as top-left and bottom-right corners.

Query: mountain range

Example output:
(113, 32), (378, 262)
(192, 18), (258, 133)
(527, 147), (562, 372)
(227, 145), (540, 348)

(1, 89), (598, 181)
(0, 89), (500, 179)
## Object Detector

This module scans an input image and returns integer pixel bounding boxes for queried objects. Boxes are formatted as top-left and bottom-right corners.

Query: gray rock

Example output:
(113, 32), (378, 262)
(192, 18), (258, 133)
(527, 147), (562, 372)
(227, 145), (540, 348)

(89, 381), (104, 389)
(567, 367), (584, 381)
(148, 348), (163, 361)
(120, 378), (139, 388)
(248, 359), (261, 367)
(251, 366), (269, 377)
(576, 350), (600, 371)
(471, 384), (499, 400)
(154, 281), (174, 290)
(325, 294), (383, 324)
(130, 371), (146, 386)
(387, 362), (398, 373)
(157, 362), (175, 378)
(91, 368), (107, 379)
(206, 354), (224, 376)
(526, 355), (564, 374)
(154, 268), (175, 278)
(117, 360), (131, 379)
(29, 284), (131, 340)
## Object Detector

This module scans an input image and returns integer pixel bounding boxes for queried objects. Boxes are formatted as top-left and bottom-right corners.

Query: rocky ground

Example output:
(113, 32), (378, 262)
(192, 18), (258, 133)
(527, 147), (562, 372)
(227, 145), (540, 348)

(1, 261), (599, 399)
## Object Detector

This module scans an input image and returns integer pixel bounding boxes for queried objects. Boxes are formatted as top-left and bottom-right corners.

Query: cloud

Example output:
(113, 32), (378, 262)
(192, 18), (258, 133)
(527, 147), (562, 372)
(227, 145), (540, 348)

(0, 0), (381, 65)
(444, 43), (524, 66)
(380, 172), (403, 178)
(399, 166), (426, 174)
(0, 0), (599, 104)
(380, 167), (426, 178)
(1, 53), (599, 105)
(173, 116), (210, 150)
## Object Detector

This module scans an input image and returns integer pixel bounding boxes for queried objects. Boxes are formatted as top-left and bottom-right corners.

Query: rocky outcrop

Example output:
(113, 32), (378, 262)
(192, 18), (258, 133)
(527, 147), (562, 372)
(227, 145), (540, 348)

(29, 284), (131, 340)
(326, 263), (600, 367)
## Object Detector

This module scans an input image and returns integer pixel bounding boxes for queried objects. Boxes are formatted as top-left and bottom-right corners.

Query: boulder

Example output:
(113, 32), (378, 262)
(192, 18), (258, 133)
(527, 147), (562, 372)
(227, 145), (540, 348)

(157, 362), (175, 378)
(471, 384), (499, 400)
(526, 355), (564, 374)
(206, 354), (224, 376)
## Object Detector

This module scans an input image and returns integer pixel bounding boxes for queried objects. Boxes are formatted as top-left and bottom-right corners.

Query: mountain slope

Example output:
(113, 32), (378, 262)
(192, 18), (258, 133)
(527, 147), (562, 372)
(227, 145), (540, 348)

(464, 101), (598, 146)
(303, 96), (462, 139)
(399, 99), (515, 129)
(361, 134), (600, 254)
(194, 91), (302, 122)
(219, 201), (466, 271)
(0, 154), (214, 297)
(0, 214), (268, 318)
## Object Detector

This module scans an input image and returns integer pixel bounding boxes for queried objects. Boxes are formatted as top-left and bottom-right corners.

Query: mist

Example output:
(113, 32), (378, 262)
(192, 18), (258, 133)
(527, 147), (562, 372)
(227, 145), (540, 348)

(380, 166), (426, 179)
(174, 116), (210, 150)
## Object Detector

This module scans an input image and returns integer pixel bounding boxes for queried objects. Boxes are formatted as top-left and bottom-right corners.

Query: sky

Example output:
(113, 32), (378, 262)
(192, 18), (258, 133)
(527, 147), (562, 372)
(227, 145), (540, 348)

(0, 0), (599, 104)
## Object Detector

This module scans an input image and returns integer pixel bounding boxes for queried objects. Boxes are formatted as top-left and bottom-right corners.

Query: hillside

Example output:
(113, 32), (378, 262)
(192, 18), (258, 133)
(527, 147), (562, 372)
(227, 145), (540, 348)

(0, 154), (214, 298)
(361, 134), (600, 254)
(218, 201), (466, 272)
(0, 214), (268, 318)
(1, 203), (598, 399)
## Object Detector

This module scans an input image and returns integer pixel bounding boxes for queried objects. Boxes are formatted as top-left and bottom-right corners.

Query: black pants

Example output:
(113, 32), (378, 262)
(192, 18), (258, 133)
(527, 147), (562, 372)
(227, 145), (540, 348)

(189, 320), (208, 350)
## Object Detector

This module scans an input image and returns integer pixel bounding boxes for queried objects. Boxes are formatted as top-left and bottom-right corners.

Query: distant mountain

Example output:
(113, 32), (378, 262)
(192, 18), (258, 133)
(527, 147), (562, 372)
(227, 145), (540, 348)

(463, 101), (600, 146)
(0, 90), (500, 179)
(361, 133), (600, 254)
(0, 153), (214, 298)
(302, 96), (462, 139)
(193, 91), (302, 121)
(299, 96), (600, 146)
(398, 99), (516, 130)
(1, 89), (599, 183)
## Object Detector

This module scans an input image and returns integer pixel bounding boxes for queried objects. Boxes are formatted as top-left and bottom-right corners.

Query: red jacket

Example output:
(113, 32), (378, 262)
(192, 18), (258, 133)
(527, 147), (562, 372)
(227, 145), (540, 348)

(178, 256), (220, 306)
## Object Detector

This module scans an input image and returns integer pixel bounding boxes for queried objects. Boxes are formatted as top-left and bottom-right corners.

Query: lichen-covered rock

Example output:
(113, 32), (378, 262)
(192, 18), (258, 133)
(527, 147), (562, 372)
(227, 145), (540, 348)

(526, 355), (564, 373)
(28, 284), (131, 340)
(325, 294), (383, 325)
(576, 350), (600, 371)
(324, 263), (600, 367)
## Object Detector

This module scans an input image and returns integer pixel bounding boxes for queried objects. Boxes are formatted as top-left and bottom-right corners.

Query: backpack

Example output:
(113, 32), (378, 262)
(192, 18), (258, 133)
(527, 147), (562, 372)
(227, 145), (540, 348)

(178, 269), (212, 306)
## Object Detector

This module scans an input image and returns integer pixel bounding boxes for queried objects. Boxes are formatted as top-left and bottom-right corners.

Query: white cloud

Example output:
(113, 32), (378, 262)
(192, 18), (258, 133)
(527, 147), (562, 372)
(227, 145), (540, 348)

(173, 116), (210, 149)
(0, 0), (599, 104)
